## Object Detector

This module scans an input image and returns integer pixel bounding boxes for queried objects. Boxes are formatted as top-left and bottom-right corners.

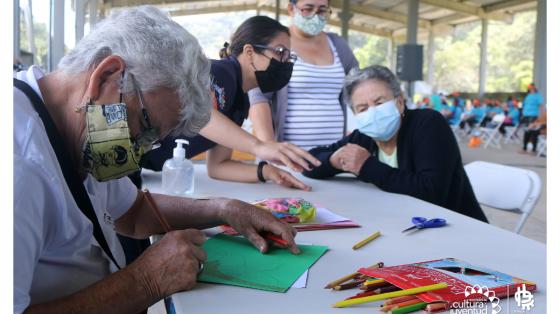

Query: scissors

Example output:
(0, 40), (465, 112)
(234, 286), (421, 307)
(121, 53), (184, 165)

(402, 216), (447, 233)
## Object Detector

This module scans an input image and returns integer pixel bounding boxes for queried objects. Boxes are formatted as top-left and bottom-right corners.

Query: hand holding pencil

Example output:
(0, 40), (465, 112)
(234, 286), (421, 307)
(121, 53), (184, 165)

(133, 189), (208, 297)
(218, 199), (300, 254)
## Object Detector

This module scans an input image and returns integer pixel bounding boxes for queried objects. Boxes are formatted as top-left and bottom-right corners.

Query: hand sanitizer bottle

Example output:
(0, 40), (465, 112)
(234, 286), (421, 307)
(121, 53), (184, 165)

(162, 139), (194, 196)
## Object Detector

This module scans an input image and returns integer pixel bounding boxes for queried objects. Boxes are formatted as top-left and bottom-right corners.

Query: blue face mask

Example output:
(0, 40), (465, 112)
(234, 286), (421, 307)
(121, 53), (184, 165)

(355, 99), (402, 142)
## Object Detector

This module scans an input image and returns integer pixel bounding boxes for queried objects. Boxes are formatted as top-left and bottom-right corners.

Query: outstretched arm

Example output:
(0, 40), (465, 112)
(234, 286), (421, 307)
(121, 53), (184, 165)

(199, 109), (320, 172)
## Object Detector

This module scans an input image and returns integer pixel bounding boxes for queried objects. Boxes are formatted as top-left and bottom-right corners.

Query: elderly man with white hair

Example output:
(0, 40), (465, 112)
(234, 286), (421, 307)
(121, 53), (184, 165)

(13, 6), (304, 313)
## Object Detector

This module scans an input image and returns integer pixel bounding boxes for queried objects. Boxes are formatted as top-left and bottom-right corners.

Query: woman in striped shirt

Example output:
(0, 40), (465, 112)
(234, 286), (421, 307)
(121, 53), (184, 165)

(249, 0), (358, 151)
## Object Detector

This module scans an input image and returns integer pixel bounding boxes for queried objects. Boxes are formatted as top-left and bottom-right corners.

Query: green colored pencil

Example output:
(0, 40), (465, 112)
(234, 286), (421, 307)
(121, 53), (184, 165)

(390, 302), (428, 314)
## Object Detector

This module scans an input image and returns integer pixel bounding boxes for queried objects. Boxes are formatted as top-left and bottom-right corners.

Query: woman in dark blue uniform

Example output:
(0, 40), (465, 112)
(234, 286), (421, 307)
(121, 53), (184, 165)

(142, 16), (312, 190)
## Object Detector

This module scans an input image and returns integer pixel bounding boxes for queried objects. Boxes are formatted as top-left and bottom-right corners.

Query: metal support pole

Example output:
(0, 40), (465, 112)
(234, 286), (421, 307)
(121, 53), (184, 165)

(337, 0), (353, 40)
(76, 0), (85, 42)
(406, 0), (419, 100)
(89, 0), (98, 26)
(14, 0), (21, 61)
(533, 0), (546, 103)
(427, 30), (435, 86)
(478, 19), (488, 98)
(49, 0), (65, 71)
(386, 38), (393, 70)
(406, 0), (419, 44)
(24, 0), (36, 64)
(275, 0), (280, 21)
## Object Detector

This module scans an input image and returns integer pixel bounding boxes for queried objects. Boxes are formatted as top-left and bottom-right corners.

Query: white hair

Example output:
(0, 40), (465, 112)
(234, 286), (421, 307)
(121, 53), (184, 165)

(343, 65), (403, 107)
(58, 5), (211, 136)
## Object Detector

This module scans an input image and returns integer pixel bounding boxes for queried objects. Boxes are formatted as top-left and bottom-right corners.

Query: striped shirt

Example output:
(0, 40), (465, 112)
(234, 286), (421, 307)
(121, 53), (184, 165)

(283, 37), (345, 151)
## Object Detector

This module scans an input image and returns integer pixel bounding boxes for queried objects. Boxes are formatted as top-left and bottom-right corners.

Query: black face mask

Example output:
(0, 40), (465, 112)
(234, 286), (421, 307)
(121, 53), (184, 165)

(254, 58), (294, 93)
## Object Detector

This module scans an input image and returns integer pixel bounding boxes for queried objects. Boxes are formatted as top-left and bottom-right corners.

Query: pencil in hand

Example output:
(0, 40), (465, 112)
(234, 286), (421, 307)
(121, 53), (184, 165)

(263, 232), (289, 247)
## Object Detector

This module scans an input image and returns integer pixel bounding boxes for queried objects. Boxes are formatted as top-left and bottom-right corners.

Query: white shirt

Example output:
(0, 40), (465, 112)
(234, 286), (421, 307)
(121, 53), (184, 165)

(284, 37), (346, 150)
(13, 66), (138, 313)
(378, 147), (399, 169)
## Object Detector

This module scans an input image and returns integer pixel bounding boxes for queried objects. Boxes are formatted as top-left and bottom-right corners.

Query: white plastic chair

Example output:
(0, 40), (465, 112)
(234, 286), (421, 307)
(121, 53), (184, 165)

(464, 161), (541, 233)
(503, 125), (522, 144)
(479, 114), (505, 149)
(536, 135), (547, 157)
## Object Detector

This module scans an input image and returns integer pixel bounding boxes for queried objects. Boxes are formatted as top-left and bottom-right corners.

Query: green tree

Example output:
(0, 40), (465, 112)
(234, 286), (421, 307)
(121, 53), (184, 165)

(350, 32), (389, 68)
(19, 11), (49, 68)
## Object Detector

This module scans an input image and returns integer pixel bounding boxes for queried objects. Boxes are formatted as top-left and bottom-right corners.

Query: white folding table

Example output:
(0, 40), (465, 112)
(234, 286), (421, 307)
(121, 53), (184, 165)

(141, 165), (546, 313)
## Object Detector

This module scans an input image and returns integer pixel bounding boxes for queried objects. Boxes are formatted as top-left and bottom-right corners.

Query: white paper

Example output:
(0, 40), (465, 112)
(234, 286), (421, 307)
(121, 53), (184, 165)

(291, 270), (308, 288)
(312, 207), (350, 224)
(290, 242), (313, 289)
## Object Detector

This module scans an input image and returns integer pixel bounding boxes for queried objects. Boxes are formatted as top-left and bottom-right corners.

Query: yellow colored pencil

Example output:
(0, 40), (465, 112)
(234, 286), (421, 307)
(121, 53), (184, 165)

(332, 283), (448, 308)
(364, 278), (385, 286)
(352, 231), (381, 250)
(324, 262), (383, 289)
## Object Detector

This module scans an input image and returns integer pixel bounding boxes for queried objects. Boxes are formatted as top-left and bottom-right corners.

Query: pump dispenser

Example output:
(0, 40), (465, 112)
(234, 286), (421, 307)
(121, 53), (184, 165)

(162, 139), (194, 196)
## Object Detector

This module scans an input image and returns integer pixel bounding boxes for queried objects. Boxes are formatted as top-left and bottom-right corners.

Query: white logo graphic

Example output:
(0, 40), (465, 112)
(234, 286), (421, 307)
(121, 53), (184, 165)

(461, 285), (501, 314)
(514, 284), (535, 311)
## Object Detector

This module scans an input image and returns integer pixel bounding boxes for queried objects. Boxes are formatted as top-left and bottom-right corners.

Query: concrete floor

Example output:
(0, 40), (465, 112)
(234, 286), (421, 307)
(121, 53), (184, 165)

(458, 138), (547, 243)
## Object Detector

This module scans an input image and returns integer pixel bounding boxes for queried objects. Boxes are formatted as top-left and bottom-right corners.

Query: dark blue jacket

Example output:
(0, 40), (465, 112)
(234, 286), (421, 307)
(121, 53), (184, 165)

(303, 109), (488, 222)
(141, 56), (249, 171)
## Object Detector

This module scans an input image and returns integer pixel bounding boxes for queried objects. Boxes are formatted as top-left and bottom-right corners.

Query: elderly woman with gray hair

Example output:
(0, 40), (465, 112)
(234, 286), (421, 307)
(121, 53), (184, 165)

(14, 6), (301, 313)
(303, 65), (488, 222)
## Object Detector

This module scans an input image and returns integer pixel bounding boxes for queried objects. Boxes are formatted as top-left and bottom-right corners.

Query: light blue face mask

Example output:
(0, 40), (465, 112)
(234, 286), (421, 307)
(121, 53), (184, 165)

(293, 8), (326, 36)
(355, 99), (402, 142)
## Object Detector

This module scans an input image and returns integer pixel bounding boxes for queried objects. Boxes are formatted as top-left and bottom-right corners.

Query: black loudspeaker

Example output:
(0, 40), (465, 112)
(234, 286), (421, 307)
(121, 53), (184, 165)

(396, 44), (423, 81)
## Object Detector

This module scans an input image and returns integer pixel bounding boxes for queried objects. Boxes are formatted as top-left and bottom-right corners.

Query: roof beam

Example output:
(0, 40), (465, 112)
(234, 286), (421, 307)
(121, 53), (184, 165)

(331, 0), (431, 29)
(170, 4), (257, 17)
(483, 0), (535, 12)
(431, 13), (468, 26)
(420, 0), (515, 21)
(257, 4), (394, 38)
(420, 0), (483, 16)
(110, 0), (223, 7)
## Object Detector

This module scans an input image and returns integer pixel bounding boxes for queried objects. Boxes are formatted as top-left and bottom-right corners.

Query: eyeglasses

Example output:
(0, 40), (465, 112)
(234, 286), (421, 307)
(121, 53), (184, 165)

(253, 44), (297, 63)
(134, 87), (161, 151)
(294, 4), (332, 18)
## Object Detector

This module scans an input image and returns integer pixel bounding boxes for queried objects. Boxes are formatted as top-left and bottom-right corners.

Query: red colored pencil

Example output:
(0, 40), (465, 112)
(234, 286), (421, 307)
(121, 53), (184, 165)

(263, 232), (288, 247)
(346, 289), (379, 300)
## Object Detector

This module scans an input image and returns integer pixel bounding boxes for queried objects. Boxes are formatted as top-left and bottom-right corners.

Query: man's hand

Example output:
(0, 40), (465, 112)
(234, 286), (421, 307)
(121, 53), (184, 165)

(130, 229), (207, 299)
(254, 141), (321, 172)
(218, 199), (300, 254)
(262, 164), (312, 191)
(329, 144), (371, 175)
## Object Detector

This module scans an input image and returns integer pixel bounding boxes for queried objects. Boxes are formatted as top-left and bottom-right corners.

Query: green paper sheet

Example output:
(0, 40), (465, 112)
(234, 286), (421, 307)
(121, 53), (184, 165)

(198, 234), (328, 292)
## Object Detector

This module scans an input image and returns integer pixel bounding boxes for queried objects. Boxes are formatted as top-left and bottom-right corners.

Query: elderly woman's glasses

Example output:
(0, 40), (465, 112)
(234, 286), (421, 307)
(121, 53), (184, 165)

(253, 45), (298, 63)
(295, 4), (332, 18)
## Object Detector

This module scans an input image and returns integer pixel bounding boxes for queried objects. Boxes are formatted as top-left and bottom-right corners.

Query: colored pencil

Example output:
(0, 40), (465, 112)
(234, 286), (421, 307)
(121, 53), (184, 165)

(332, 283), (448, 308)
(334, 279), (366, 290)
(426, 302), (448, 312)
(346, 289), (377, 300)
(381, 298), (424, 312)
(144, 189), (171, 232)
(372, 285), (401, 294)
(324, 262), (383, 289)
(384, 295), (419, 306)
(364, 278), (386, 285)
(352, 231), (381, 250)
(390, 302), (428, 314)
(346, 285), (399, 301)
(263, 232), (288, 247)
(360, 281), (392, 291)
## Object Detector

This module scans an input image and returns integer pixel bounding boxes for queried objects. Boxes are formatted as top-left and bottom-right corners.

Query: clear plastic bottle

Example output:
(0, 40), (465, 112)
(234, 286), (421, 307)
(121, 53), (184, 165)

(162, 139), (194, 196)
